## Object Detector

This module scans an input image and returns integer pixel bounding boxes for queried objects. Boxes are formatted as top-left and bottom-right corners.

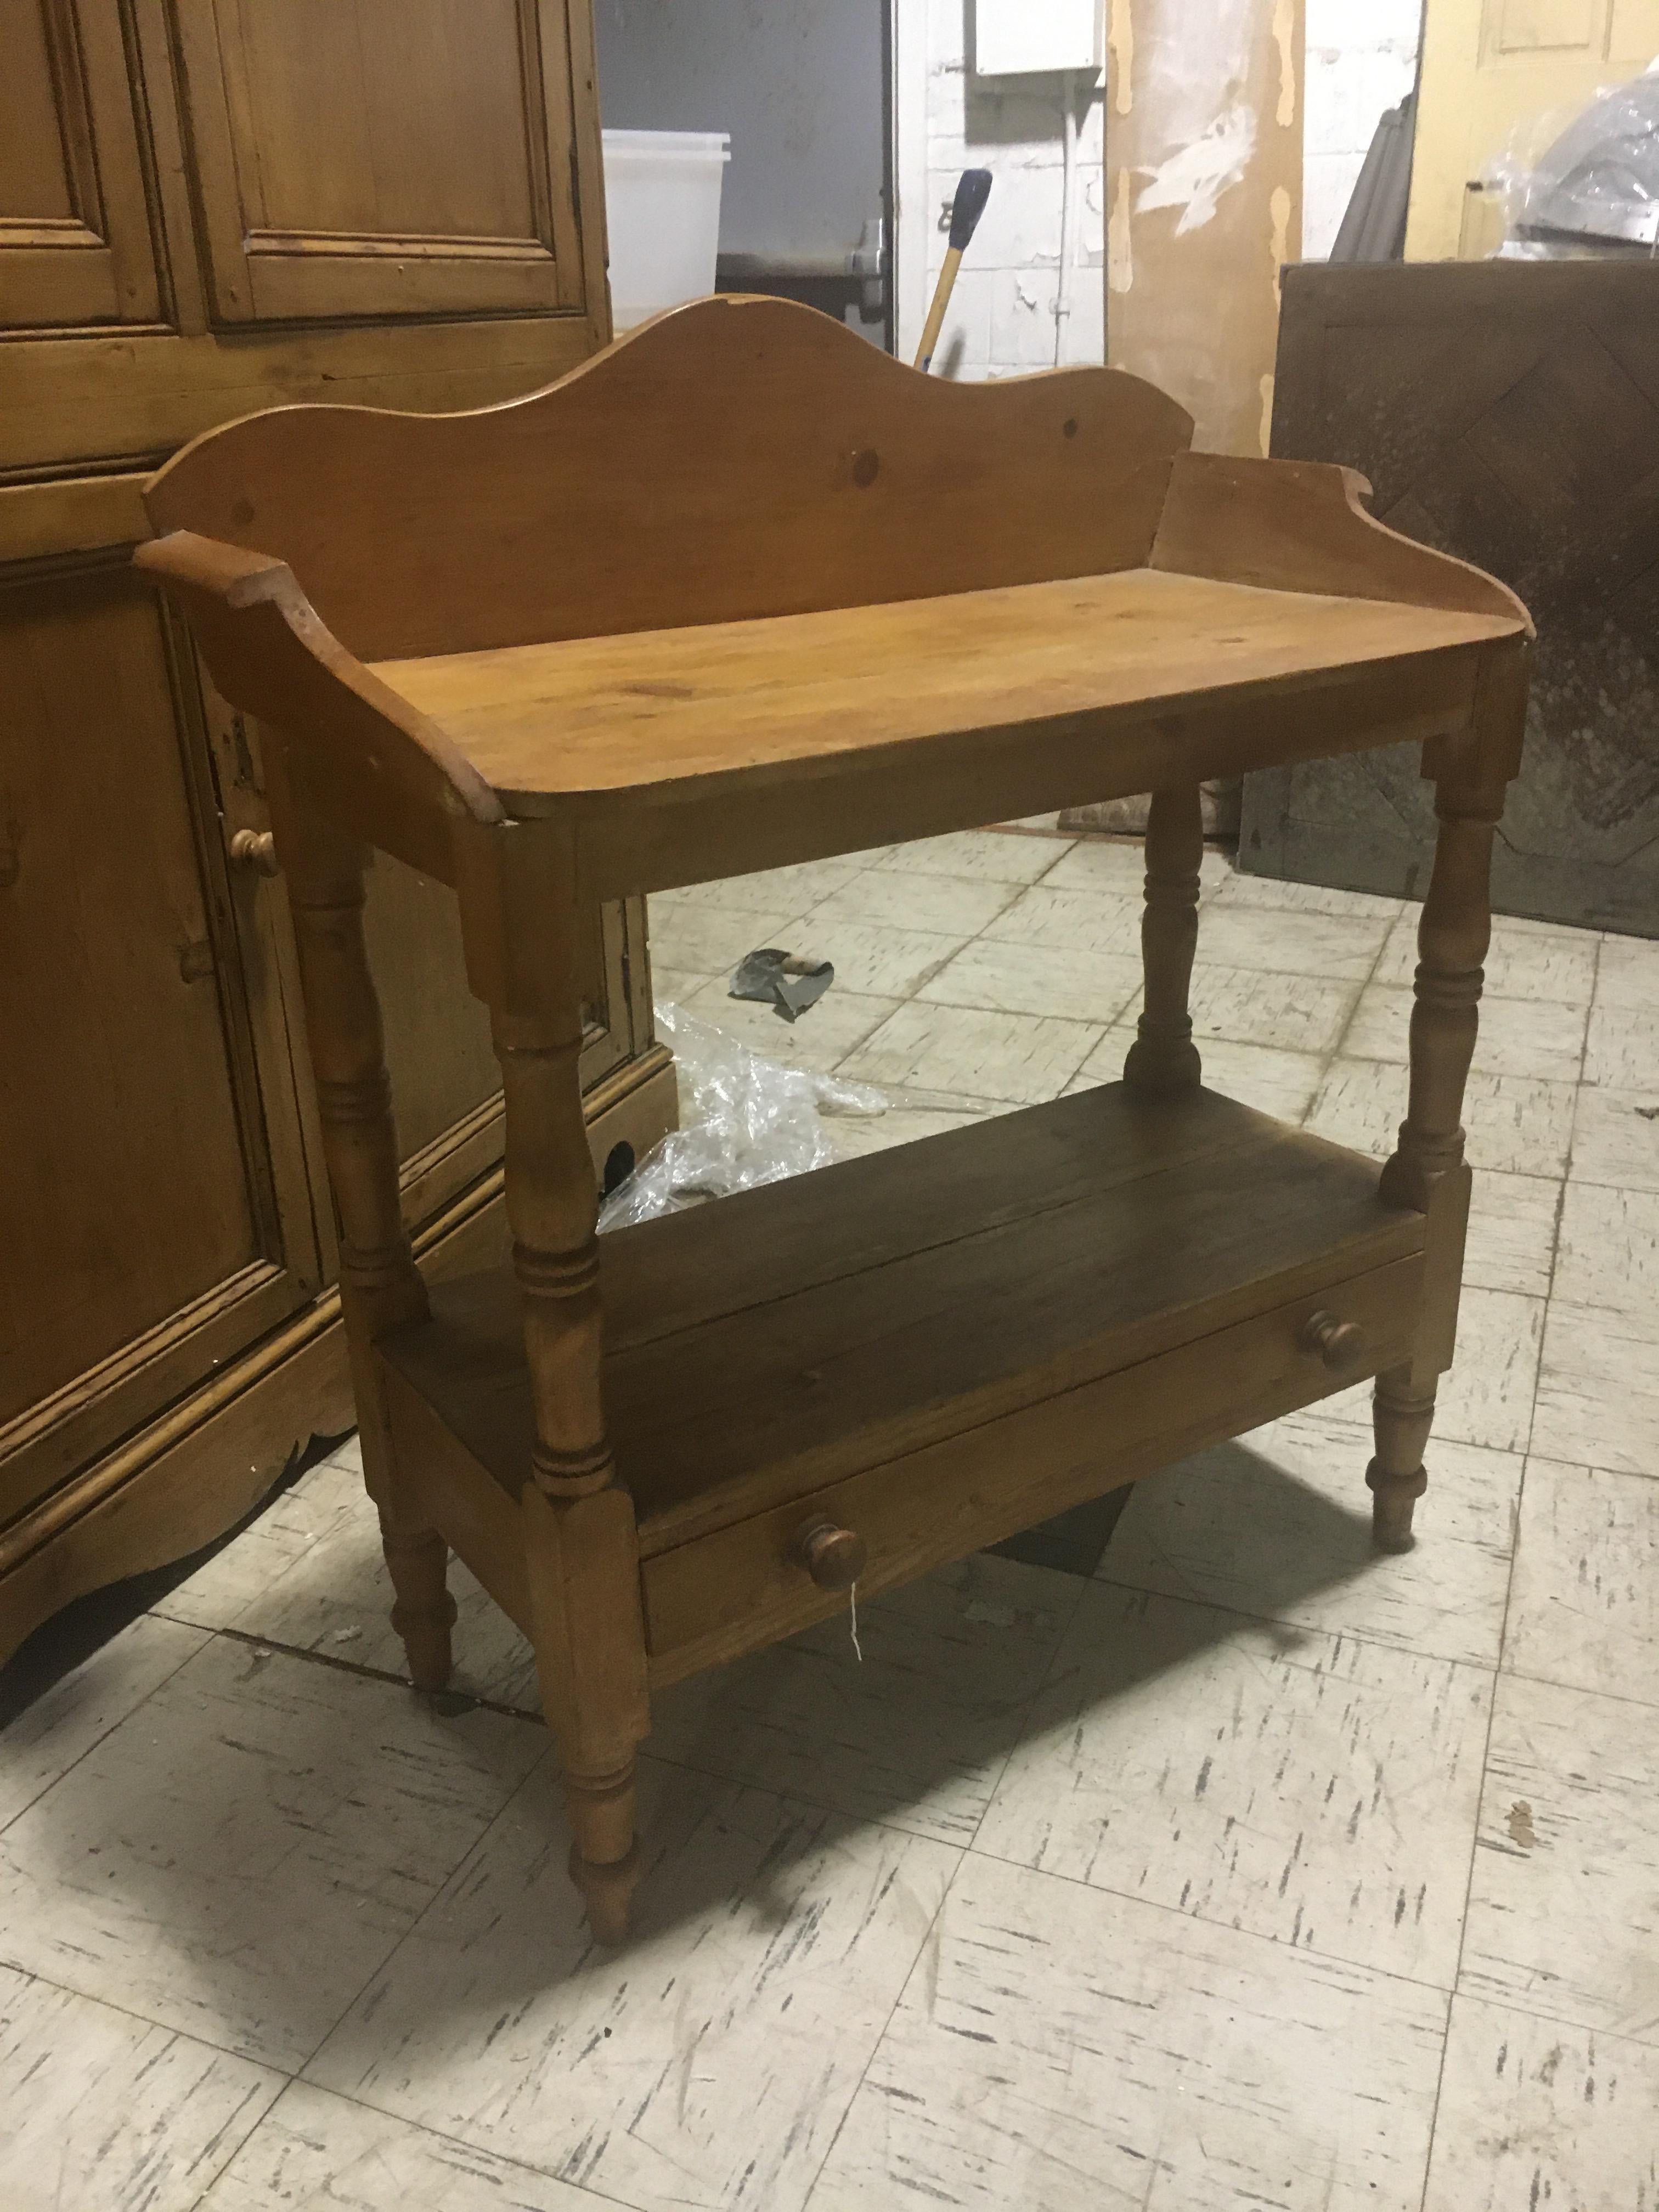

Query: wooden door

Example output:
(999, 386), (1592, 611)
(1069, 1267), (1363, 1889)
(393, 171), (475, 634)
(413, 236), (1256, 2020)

(1, 0), (163, 327)
(1407, 0), (1659, 259)
(171, 0), (591, 323)
(0, 548), (324, 1521)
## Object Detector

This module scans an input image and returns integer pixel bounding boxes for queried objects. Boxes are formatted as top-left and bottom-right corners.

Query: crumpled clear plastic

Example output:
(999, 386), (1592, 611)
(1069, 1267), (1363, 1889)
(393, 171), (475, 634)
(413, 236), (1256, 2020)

(597, 999), (888, 1231)
(1485, 67), (1659, 257)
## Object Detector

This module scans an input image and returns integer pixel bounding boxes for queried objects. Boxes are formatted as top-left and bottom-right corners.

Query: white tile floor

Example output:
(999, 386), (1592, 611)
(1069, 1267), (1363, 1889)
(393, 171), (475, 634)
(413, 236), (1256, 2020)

(4, 826), (1658, 2211)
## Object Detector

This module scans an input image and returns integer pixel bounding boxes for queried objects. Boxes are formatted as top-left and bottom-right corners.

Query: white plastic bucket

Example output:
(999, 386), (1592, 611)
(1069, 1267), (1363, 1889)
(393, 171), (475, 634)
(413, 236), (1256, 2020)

(601, 129), (731, 331)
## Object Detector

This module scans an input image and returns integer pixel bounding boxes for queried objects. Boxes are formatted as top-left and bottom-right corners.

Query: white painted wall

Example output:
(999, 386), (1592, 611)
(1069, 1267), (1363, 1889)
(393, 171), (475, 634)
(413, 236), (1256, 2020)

(902, 0), (1385, 381)
(909, 1), (1106, 378)
(1303, 0), (1422, 257)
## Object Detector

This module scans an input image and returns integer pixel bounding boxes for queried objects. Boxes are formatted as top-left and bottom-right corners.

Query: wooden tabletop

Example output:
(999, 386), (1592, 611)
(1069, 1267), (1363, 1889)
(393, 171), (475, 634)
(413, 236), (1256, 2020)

(134, 296), (1533, 894)
(370, 567), (1523, 813)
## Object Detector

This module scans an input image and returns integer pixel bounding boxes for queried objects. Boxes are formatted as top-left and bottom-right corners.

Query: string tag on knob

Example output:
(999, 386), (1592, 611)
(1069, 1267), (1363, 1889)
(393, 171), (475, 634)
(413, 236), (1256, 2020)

(848, 1579), (864, 1663)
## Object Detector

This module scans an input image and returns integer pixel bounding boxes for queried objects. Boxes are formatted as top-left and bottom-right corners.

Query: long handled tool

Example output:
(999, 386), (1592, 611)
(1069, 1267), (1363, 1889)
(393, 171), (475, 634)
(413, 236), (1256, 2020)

(914, 168), (993, 373)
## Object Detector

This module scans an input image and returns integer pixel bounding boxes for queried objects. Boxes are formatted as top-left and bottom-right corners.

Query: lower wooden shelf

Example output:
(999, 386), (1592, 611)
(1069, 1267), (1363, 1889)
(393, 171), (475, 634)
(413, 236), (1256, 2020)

(381, 1083), (1427, 1685)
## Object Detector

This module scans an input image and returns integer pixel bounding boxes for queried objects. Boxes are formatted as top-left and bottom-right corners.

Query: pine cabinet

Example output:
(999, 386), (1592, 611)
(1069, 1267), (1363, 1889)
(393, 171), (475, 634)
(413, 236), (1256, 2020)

(0, 0), (673, 1663)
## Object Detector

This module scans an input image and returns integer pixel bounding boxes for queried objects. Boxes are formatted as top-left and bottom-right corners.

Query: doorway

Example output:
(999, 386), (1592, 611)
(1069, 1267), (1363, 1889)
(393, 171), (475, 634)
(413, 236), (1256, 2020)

(592, 0), (896, 349)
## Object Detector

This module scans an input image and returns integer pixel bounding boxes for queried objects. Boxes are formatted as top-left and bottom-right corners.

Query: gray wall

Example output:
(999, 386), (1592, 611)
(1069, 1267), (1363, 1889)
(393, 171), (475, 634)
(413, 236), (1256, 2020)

(594, 0), (885, 266)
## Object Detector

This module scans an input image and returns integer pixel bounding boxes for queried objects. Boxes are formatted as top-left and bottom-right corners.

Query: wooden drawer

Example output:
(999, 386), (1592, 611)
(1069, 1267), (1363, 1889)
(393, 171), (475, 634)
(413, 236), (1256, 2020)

(641, 1253), (1424, 1685)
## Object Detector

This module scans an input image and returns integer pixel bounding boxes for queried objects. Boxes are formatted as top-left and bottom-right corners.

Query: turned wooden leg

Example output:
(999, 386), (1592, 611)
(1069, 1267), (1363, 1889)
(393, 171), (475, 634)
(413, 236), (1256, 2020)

(1370, 652), (1522, 1549)
(487, 935), (651, 1943)
(1376, 786), (1498, 1221)
(381, 1523), (457, 1690)
(267, 735), (453, 1689)
(1367, 1368), (1435, 1553)
(563, 1757), (641, 1949)
(1123, 783), (1203, 1094)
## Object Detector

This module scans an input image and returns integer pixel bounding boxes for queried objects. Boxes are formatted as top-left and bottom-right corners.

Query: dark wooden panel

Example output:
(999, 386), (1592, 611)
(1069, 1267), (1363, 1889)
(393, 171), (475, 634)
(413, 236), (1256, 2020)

(1244, 259), (1659, 934)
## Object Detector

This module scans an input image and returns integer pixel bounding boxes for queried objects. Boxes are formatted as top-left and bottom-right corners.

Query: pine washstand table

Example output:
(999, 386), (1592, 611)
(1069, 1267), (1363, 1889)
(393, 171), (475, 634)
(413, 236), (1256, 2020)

(138, 296), (1533, 1942)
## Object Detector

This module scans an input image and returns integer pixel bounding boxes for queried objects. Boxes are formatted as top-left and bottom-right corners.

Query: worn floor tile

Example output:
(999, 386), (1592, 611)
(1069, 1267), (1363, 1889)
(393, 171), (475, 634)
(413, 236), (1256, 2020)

(1506, 1459), (1659, 1706)
(1311, 1288), (1542, 1456)
(1585, 1003), (1659, 1092)
(1595, 931), (1659, 1011)
(1, 1615), (208, 1831)
(914, 935), (1143, 1023)
(651, 1553), (1079, 1845)
(1423, 1995), (1659, 2212)
(155, 1466), (352, 1634)
(977, 1583), (1490, 1985)
(1375, 911), (1600, 1002)
(1553, 1179), (1659, 1321)
(1568, 1081), (1659, 1193)
(840, 1000), (1100, 1103)
(981, 881), (1144, 957)
(161, 1457), (541, 1711)
(1208, 868), (1404, 921)
(874, 826), (1066, 883)
(308, 1759), (956, 2212)
(679, 977), (900, 1075)
(1464, 1170), (1561, 1299)
(1435, 1287), (1544, 1455)
(1038, 835), (1155, 896)
(1041, 839), (1234, 896)
(0, 1963), (280, 2212)
(687, 856), (869, 913)
(1186, 963), (1360, 1054)
(643, 897), (804, 977)
(0, 1639), (546, 2071)
(1185, 903), (1391, 981)
(201, 2082), (596, 2211)
(1074, 1028), (1328, 1121)
(772, 916), (966, 997)
(1100, 1412), (1520, 1667)
(989, 1488), (1133, 1576)
(1344, 983), (1590, 1082)
(807, 868), (1022, 938)
(1531, 1302), (1659, 1478)
(645, 966), (708, 1011)
(1306, 1057), (1577, 1176)
(808, 1852), (1446, 2212)
(1464, 1673), (1659, 2044)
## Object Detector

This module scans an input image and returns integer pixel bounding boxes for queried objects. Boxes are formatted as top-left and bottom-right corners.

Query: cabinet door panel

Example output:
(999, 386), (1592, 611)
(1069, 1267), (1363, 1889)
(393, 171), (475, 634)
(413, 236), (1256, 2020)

(0, 0), (163, 329)
(0, 563), (319, 1515)
(171, 0), (586, 323)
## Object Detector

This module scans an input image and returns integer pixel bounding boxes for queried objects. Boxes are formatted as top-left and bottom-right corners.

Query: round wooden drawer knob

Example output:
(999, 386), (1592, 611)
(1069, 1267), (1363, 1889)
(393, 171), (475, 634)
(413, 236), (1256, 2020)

(796, 1519), (866, 1592)
(229, 828), (280, 878)
(1300, 1310), (1365, 1369)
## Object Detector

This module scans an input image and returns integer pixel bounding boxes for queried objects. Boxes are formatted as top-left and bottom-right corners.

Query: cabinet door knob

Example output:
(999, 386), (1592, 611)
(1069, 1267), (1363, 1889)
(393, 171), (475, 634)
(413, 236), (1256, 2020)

(796, 1519), (866, 1592)
(1300, 1309), (1365, 1369)
(229, 828), (280, 878)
